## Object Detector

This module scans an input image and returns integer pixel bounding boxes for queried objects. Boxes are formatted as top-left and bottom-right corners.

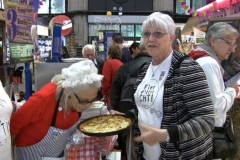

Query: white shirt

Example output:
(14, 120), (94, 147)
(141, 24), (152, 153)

(196, 57), (236, 127)
(134, 53), (172, 160)
(0, 81), (13, 160)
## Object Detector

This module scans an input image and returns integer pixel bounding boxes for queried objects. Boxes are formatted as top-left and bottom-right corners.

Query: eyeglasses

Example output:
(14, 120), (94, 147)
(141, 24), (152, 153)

(72, 91), (97, 105)
(219, 38), (237, 49)
(142, 31), (167, 39)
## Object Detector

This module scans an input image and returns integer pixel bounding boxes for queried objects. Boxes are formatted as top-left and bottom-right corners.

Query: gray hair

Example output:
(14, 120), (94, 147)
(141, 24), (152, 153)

(82, 44), (96, 56)
(203, 22), (239, 45)
(142, 12), (176, 36)
(139, 37), (145, 51)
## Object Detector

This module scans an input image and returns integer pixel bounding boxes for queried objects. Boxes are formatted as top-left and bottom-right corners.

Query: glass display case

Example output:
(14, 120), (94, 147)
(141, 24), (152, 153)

(38, 38), (52, 58)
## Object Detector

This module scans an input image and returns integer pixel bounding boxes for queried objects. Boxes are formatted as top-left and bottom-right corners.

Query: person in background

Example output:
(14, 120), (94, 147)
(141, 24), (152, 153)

(10, 60), (114, 160)
(61, 46), (70, 59)
(188, 22), (239, 128)
(111, 37), (152, 112)
(188, 31), (195, 43)
(129, 42), (141, 59)
(0, 80), (13, 160)
(101, 44), (123, 110)
(82, 44), (105, 100)
(126, 12), (214, 160)
(82, 44), (105, 75)
(112, 33), (132, 63)
(111, 37), (152, 160)
(48, 50), (52, 58)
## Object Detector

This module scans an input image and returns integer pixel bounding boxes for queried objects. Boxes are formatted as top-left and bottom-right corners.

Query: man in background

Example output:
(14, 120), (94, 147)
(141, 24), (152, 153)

(82, 44), (105, 75)
(112, 33), (132, 63)
(82, 44), (105, 100)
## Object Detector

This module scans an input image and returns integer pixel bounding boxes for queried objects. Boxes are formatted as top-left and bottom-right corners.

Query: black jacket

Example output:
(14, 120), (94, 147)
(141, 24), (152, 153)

(111, 52), (151, 111)
(95, 57), (105, 75)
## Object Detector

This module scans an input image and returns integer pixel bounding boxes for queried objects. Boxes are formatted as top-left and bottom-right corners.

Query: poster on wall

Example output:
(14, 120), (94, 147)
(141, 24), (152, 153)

(4, 0), (39, 64)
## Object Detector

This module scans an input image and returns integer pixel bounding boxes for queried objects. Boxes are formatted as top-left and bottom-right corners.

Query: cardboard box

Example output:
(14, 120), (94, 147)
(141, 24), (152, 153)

(80, 101), (107, 120)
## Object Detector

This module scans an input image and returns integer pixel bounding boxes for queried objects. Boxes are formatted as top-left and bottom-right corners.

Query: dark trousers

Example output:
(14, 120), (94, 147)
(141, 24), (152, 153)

(116, 132), (127, 158)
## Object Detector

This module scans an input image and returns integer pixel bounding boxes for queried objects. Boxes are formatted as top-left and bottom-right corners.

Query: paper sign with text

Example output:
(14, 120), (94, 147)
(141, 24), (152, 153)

(4, 0), (39, 64)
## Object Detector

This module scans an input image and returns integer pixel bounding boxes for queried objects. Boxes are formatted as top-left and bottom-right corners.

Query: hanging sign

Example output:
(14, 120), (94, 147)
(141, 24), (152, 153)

(4, 0), (39, 64)
(49, 15), (72, 37)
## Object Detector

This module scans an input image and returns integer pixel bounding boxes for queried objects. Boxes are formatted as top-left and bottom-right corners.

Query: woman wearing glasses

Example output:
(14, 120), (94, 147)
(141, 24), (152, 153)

(188, 23), (239, 159)
(126, 12), (215, 159)
(189, 22), (239, 128)
(10, 60), (116, 160)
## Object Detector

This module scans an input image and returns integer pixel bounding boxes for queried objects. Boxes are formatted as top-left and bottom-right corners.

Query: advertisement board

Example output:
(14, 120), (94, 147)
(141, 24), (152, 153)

(4, 0), (39, 64)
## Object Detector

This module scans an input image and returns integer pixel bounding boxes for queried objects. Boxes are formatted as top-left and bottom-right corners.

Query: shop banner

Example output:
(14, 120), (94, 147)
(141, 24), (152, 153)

(4, 0), (39, 64)
(197, 0), (240, 26)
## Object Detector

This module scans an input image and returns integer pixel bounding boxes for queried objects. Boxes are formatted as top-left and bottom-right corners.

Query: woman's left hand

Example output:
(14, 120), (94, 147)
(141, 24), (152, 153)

(134, 123), (168, 146)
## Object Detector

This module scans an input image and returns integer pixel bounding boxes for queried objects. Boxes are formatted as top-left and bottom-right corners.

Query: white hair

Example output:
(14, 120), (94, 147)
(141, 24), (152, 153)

(204, 22), (239, 45)
(82, 44), (96, 56)
(142, 12), (176, 36)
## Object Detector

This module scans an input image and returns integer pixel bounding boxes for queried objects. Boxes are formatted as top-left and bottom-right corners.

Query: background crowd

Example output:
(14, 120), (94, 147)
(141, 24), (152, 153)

(1, 11), (239, 160)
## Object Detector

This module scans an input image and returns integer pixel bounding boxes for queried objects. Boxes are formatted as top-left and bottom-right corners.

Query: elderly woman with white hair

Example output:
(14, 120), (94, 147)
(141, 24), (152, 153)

(188, 22), (239, 159)
(189, 22), (239, 128)
(10, 60), (115, 160)
(126, 12), (215, 159)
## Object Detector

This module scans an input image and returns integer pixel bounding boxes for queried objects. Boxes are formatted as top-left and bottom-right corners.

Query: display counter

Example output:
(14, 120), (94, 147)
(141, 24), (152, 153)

(34, 62), (74, 91)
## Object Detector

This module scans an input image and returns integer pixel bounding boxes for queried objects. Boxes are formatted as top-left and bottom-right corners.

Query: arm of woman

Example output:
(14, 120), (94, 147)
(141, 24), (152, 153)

(168, 60), (215, 143)
(198, 58), (236, 119)
(134, 123), (168, 146)
(10, 95), (46, 140)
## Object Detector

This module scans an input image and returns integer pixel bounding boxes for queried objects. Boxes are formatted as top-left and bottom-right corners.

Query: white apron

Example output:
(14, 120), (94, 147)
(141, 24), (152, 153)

(14, 120), (80, 160)
(14, 89), (81, 160)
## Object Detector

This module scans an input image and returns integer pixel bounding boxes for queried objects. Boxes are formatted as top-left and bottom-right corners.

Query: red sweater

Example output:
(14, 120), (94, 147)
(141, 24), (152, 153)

(10, 83), (80, 147)
(102, 59), (123, 107)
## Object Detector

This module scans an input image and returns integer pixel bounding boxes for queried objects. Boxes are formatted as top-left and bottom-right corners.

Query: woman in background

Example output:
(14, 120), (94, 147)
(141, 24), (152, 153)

(62, 46), (70, 59)
(189, 22), (239, 128)
(101, 44), (123, 110)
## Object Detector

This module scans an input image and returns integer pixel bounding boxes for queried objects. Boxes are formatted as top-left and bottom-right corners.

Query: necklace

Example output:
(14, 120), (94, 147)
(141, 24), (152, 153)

(151, 62), (161, 77)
